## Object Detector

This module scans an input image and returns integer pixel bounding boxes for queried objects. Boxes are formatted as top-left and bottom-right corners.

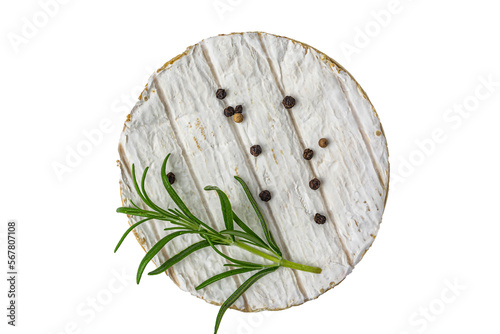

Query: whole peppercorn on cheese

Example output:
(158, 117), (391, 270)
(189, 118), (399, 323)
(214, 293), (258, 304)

(118, 32), (389, 311)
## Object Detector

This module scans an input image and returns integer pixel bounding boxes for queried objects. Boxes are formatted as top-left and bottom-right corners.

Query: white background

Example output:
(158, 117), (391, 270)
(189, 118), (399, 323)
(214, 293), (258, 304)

(1, 0), (499, 333)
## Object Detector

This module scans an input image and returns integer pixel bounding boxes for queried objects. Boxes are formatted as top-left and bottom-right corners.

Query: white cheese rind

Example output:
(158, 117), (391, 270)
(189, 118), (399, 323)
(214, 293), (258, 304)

(118, 32), (389, 311)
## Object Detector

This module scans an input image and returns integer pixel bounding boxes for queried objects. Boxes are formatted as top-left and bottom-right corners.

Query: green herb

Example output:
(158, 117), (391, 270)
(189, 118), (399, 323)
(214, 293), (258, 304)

(115, 154), (322, 334)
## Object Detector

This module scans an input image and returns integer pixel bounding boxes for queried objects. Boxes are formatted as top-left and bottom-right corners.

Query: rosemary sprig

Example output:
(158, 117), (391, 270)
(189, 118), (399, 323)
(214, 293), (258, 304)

(115, 154), (322, 334)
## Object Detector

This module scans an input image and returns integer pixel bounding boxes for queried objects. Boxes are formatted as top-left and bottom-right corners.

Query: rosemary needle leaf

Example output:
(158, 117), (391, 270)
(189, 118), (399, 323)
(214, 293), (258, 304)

(195, 268), (257, 290)
(137, 230), (199, 284)
(204, 186), (234, 233)
(163, 227), (188, 231)
(232, 213), (268, 249)
(130, 200), (141, 210)
(206, 238), (264, 268)
(160, 154), (196, 219)
(161, 155), (218, 234)
(116, 207), (165, 220)
(223, 263), (264, 269)
(149, 240), (212, 276)
(219, 230), (269, 250)
(233, 176), (282, 257)
(131, 164), (151, 210)
(168, 208), (192, 222)
(114, 218), (152, 253)
(214, 267), (279, 334)
(140, 167), (171, 216)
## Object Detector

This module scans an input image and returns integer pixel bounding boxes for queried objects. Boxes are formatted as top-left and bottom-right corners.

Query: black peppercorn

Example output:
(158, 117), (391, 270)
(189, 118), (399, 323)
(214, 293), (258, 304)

(303, 148), (314, 160)
(250, 145), (262, 157)
(309, 178), (321, 190)
(166, 172), (176, 184)
(216, 89), (226, 99)
(224, 106), (235, 117)
(235, 105), (243, 113)
(314, 213), (326, 224)
(259, 190), (271, 202)
(282, 96), (296, 109)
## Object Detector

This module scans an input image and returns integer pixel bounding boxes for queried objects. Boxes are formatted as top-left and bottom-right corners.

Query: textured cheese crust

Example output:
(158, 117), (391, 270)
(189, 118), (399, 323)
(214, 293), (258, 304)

(118, 32), (389, 312)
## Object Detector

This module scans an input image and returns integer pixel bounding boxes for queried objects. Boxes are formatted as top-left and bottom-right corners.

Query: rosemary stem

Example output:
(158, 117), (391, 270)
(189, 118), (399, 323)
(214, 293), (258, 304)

(233, 241), (280, 263)
(279, 259), (322, 274)
(233, 241), (322, 274)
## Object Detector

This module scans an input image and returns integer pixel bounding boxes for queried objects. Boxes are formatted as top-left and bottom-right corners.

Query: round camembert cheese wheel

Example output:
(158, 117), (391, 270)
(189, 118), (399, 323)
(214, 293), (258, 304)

(118, 32), (389, 312)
